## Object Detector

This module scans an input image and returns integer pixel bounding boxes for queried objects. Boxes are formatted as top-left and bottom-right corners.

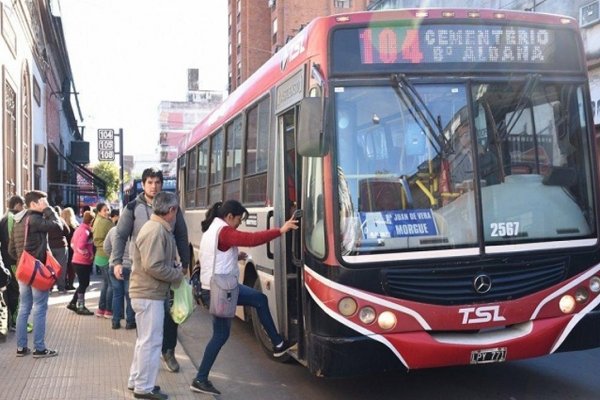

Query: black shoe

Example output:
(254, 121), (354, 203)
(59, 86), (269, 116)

(76, 306), (94, 316)
(133, 388), (168, 399)
(112, 321), (121, 329)
(128, 385), (160, 392)
(66, 284), (76, 291)
(161, 349), (180, 372)
(190, 379), (221, 395)
(125, 322), (137, 330)
(66, 303), (77, 312)
(273, 340), (290, 357)
(16, 347), (31, 357)
(33, 348), (58, 358)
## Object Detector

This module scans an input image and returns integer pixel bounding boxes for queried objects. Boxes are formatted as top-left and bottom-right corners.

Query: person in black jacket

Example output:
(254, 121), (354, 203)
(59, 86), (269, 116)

(0, 195), (24, 331)
(8, 190), (63, 358)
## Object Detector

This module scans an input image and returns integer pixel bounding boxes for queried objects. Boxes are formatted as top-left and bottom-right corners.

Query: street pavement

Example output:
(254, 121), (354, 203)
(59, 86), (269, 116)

(0, 277), (209, 400)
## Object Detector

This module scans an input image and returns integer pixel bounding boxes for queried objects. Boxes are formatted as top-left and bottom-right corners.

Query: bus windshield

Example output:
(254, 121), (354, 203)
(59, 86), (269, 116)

(335, 79), (595, 255)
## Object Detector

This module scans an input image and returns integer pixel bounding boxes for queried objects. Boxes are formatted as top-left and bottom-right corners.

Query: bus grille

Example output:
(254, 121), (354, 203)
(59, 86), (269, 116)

(382, 258), (568, 305)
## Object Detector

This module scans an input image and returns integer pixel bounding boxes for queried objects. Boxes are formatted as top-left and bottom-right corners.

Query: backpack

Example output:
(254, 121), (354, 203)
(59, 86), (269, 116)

(125, 200), (137, 238)
(126, 200), (137, 220)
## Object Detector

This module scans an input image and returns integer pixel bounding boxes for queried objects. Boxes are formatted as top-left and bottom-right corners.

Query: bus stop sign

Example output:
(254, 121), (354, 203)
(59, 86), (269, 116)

(98, 129), (115, 161)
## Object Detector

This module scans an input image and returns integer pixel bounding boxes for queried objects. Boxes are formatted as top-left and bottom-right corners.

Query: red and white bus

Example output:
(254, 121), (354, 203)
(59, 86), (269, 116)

(178, 9), (600, 376)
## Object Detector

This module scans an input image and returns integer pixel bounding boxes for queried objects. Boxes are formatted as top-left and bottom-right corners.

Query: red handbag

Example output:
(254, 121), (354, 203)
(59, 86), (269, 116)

(15, 217), (62, 291)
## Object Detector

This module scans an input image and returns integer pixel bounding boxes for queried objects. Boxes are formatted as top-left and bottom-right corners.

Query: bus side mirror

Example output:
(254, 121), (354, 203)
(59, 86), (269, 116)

(297, 97), (326, 157)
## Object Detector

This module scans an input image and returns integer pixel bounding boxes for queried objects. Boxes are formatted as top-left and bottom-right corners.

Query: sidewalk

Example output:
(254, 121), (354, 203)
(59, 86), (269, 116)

(0, 278), (205, 400)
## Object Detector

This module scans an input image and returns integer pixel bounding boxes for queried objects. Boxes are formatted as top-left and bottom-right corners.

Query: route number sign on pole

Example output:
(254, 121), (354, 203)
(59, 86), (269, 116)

(98, 129), (115, 161)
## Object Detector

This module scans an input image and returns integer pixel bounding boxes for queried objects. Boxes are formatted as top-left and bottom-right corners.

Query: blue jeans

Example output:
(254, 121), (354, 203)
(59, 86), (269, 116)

(98, 265), (113, 312)
(109, 266), (134, 324)
(195, 284), (282, 382)
(16, 282), (50, 351)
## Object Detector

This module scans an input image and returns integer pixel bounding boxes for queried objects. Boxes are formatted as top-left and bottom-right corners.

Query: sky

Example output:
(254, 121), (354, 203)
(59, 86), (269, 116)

(58, 0), (228, 171)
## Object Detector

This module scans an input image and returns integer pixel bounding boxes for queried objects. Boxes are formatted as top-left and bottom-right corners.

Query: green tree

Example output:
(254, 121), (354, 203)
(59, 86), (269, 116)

(93, 162), (121, 202)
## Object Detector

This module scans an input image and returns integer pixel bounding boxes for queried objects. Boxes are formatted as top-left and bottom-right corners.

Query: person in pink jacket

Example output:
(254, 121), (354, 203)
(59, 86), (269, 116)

(66, 211), (95, 315)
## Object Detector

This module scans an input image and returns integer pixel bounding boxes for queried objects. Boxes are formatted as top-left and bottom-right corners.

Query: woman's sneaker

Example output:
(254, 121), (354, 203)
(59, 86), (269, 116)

(273, 340), (290, 357)
(190, 379), (221, 395)
(33, 349), (58, 358)
(95, 309), (105, 317)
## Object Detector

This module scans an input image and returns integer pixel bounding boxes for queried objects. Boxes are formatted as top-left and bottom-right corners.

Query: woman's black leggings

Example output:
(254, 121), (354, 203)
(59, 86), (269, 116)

(70, 263), (91, 303)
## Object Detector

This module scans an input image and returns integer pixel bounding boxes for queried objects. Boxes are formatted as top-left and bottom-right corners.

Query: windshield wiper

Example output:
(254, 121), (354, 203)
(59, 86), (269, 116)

(391, 74), (449, 155)
(497, 73), (541, 141)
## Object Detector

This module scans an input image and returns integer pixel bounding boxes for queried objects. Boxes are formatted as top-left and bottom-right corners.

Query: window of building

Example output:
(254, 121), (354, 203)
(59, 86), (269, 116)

(272, 18), (278, 44)
(21, 64), (31, 192)
(580, 1), (600, 27)
(3, 74), (17, 202)
(334, 0), (352, 8)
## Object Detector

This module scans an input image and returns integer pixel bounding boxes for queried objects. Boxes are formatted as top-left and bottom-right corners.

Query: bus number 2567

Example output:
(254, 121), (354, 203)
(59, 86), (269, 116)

(490, 222), (520, 237)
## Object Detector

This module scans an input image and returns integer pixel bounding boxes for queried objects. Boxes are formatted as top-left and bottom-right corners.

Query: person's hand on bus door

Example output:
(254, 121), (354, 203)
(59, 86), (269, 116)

(280, 214), (300, 234)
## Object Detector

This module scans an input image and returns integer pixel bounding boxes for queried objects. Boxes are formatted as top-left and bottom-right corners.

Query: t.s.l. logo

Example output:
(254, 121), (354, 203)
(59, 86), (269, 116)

(458, 305), (506, 324)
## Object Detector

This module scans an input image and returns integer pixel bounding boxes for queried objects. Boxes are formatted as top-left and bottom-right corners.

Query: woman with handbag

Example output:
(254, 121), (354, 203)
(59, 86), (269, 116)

(191, 200), (298, 396)
(8, 190), (62, 358)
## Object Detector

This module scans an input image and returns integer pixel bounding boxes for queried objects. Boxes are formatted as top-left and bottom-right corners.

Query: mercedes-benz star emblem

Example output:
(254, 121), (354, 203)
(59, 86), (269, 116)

(473, 274), (492, 294)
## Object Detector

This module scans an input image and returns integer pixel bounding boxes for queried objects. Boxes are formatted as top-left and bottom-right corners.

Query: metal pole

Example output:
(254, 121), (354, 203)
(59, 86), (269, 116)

(119, 128), (124, 207)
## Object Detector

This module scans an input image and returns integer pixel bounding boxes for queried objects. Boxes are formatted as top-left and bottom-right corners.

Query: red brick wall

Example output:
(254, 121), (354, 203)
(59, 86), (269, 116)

(228, 0), (369, 92)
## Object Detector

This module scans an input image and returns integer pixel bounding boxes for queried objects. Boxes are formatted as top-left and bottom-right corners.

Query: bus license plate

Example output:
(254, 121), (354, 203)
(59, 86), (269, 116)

(470, 347), (507, 364)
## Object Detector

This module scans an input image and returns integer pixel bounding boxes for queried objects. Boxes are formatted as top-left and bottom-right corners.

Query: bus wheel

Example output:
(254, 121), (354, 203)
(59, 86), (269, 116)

(250, 279), (291, 363)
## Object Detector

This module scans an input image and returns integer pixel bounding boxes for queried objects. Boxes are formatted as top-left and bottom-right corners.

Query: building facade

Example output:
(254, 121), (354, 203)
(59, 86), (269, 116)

(227, 0), (371, 93)
(0, 0), (99, 209)
(158, 70), (224, 177)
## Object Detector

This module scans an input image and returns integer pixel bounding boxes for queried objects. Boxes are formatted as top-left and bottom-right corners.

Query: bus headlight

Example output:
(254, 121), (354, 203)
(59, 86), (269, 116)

(377, 311), (397, 330)
(338, 297), (357, 317)
(590, 276), (600, 293)
(559, 295), (576, 314)
(358, 307), (376, 325)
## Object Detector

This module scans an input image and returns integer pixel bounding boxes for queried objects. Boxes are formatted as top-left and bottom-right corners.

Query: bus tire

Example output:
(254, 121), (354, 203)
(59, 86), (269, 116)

(250, 278), (291, 363)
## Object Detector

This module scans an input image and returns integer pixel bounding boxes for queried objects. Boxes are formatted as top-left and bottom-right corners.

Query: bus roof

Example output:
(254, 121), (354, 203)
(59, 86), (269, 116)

(179, 8), (578, 155)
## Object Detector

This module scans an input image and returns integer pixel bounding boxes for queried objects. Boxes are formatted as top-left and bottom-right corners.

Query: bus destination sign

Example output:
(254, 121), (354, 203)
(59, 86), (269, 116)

(358, 25), (554, 65)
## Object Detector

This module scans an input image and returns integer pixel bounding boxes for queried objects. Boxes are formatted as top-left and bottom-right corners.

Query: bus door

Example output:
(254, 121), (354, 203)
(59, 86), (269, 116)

(278, 107), (304, 351)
